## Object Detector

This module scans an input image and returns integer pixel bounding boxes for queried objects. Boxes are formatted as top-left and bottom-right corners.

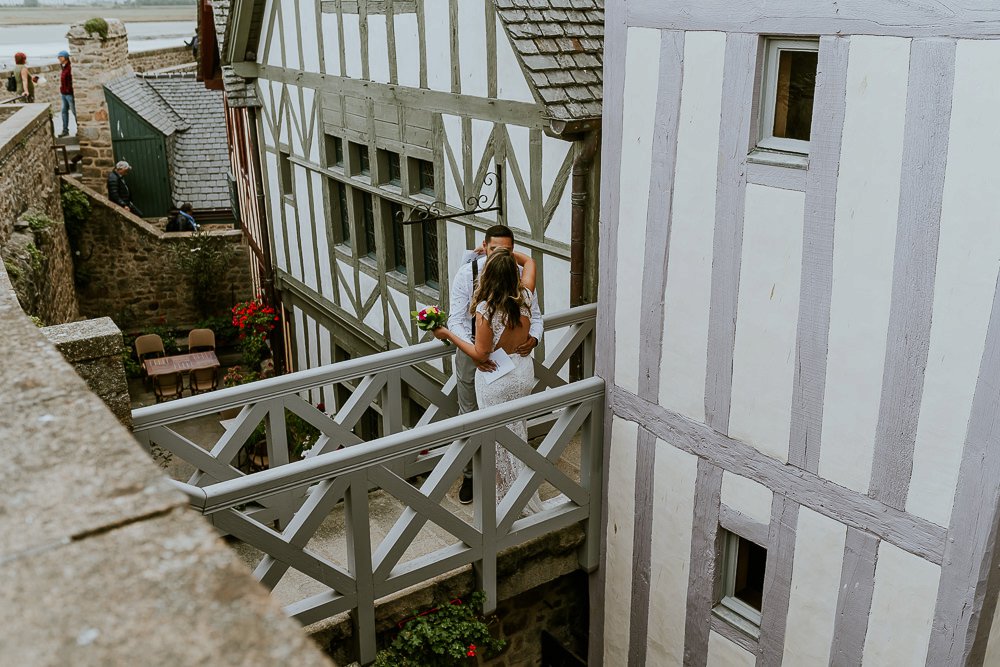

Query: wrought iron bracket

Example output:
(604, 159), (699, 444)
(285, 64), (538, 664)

(397, 168), (503, 225)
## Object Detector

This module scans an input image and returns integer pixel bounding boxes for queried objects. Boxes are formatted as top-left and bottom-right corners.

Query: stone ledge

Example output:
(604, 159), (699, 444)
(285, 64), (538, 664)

(0, 104), (50, 165)
(42, 317), (123, 363)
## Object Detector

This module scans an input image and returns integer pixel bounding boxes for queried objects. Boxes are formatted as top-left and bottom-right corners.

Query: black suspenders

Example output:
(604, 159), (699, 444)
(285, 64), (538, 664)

(470, 259), (479, 343)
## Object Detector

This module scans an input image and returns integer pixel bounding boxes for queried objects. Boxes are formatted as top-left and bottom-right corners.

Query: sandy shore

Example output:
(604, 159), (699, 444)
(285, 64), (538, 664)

(0, 6), (195, 25)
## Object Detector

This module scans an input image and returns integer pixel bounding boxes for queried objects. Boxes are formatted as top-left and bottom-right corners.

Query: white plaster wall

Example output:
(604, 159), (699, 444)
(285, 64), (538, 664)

(293, 307), (307, 373)
(442, 114), (463, 209)
(720, 472), (772, 526)
(457, 0), (487, 98)
(446, 224), (466, 290)
(495, 16), (535, 103)
(342, 14), (362, 79)
(276, 82), (291, 147)
(302, 88), (319, 162)
(542, 254), (571, 382)
(367, 14), (390, 84)
(707, 631), (755, 667)
(781, 508), (847, 665)
(863, 542), (940, 666)
(283, 198), (302, 281)
(603, 417), (638, 666)
(423, 0), (451, 92)
(394, 13), (420, 88)
(646, 441), (698, 666)
(294, 166), (317, 288)
(321, 12), (342, 76)
(907, 38), (1000, 527)
(503, 125), (532, 236)
(262, 0), (281, 67)
(728, 185), (804, 460)
(614, 27), (661, 396)
(658, 30), (725, 424)
(363, 295), (384, 333)
(983, 593), (1000, 666)
(280, 0), (300, 71)
(299, 0), (320, 73)
(387, 286), (409, 348)
(545, 179), (572, 250)
(310, 171), (334, 301)
(287, 87), (304, 156)
(337, 258), (357, 317)
(819, 35), (910, 494)
(471, 120), (493, 216)
(264, 152), (288, 274)
(541, 134), (573, 245)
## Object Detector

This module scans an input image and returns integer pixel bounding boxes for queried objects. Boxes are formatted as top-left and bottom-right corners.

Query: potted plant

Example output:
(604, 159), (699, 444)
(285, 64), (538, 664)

(374, 592), (506, 666)
(231, 297), (278, 370)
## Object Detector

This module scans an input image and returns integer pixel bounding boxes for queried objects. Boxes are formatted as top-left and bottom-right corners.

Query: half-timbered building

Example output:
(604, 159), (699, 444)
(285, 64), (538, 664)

(598, 2), (1000, 666)
(208, 0), (603, 400)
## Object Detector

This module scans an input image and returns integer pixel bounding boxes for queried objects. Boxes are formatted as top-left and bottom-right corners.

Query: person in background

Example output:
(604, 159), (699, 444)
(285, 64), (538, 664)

(57, 50), (75, 138)
(166, 202), (199, 232)
(107, 161), (142, 216)
(13, 52), (36, 103)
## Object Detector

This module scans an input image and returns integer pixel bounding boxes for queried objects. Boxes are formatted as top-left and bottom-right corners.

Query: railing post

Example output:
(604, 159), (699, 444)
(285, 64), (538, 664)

(346, 470), (376, 665)
(381, 369), (406, 477)
(473, 430), (498, 613)
(582, 324), (596, 379)
(266, 400), (294, 527)
(579, 395), (605, 572)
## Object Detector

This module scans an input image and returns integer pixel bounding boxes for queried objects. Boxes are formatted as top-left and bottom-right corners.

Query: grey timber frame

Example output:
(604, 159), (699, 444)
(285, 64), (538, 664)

(133, 305), (601, 665)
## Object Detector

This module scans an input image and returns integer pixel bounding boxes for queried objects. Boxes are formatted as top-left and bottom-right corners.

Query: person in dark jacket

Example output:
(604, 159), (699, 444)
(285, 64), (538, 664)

(57, 50), (75, 138)
(166, 202), (199, 232)
(107, 161), (142, 216)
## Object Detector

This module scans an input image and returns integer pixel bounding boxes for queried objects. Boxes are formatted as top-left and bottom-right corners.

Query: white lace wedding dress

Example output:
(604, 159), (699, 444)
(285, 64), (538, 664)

(474, 292), (545, 515)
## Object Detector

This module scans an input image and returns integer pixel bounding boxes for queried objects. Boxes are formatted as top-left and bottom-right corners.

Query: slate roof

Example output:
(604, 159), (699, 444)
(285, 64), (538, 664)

(494, 0), (604, 121)
(211, 0), (260, 108)
(105, 73), (231, 211)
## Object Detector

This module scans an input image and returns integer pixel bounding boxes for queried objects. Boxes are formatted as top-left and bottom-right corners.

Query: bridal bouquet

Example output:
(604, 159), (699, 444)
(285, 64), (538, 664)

(412, 306), (450, 345)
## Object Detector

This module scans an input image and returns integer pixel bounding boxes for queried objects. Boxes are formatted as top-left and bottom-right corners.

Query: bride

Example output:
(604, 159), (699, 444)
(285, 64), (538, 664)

(432, 248), (544, 515)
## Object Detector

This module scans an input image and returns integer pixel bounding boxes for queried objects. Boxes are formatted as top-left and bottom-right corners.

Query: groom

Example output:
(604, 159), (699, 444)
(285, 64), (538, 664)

(447, 224), (544, 504)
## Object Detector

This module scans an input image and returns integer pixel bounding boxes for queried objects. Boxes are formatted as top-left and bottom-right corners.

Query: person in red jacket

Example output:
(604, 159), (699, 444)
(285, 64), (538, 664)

(57, 50), (75, 138)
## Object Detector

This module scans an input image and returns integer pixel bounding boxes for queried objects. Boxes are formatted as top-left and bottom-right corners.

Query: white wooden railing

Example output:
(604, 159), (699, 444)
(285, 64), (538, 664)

(131, 305), (602, 664)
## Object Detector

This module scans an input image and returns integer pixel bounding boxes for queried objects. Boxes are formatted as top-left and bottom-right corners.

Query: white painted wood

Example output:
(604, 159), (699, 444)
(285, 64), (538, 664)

(363, 295), (383, 332)
(728, 185), (805, 463)
(293, 307), (308, 373)
(367, 14), (390, 84)
(342, 13), (362, 79)
(283, 198), (303, 280)
(907, 39), (1000, 528)
(707, 630), (755, 667)
(614, 27), (661, 396)
(646, 440), (698, 666)
(781, 508), (846, 665)
(720, 472), (772, 527)
(280, 0), (301, 71)
(263, 0), (282, 67)
(306, 315), (321, 402)
(317, 322), (334, 410)
(442, 114), (463, 207)
(495, 15), (535, 104)
(310, 172), (334, 300)
(541, 134), (572, 242)
(303, 88), (319, 162)
(294, 167), (316, 287)
(423, 0), (451, 92)
(337, 258), (357, 317)
(658, 30), (725, 425)
(544, 254), (571, 382)
(321, 12), (342, 76)
(276, 82), (291, 147)
(819, 35), (910, 494)
(457, 0), (487, 98)
(264, 153), (288, 273)
(394, 13), (420, 88)
(603, 417), (638, 666)
(504, 124), (531, 234)
(387, 287), (409, 347)
(863, 542), (940, 666)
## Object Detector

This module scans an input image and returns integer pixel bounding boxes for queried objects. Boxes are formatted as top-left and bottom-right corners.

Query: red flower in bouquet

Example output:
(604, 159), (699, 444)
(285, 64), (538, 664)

(411, 306), (450, 345)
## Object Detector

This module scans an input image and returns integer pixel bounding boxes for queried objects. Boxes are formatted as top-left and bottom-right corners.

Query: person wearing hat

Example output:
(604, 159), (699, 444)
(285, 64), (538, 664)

(107, 161), (142, 216)
(57, 50), (75, 138)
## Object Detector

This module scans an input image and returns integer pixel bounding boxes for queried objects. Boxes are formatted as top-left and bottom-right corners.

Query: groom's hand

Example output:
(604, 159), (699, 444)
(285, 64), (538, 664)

(514, 336), (537, 357)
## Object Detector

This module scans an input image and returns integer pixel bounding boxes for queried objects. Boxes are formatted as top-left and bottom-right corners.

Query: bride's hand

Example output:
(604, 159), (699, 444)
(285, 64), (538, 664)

(431, 326), (451, 342)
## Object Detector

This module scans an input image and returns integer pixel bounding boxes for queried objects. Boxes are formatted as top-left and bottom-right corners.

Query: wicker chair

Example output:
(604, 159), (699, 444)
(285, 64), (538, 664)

(188, 328), (216, 353)
(153, 372), (184, 403)
(189, 366), (218, 394)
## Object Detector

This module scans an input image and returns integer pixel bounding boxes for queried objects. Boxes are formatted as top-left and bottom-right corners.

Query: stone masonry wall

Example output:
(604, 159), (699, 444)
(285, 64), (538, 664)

(0, 103), (79, 324)
(0, 46), (194, 111)
(67, 176), (252, 328)
(68, 19), (133, 189)
(0, 264), (333, 667)
(315, 526), (590, 666)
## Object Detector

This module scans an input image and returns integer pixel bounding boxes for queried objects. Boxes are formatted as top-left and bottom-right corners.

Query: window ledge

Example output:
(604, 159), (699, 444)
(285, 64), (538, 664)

(711, 603), (761, 641)
(415, 284), (441, 302)
(748, 149), (809, 171)
(282, 194), (296, 205)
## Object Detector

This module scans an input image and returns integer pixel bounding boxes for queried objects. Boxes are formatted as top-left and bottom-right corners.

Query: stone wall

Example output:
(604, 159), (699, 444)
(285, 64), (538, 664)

(0, 263), (333, 667)
(0, 103), (79, 324)
(314, 526), (590, 666)
(0, 46), (194, 110)
(42, 316), (132, 428)
(66, 176), (252, 328)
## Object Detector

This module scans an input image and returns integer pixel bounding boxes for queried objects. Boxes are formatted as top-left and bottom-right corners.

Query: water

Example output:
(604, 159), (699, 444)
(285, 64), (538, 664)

(0, 20), (195, 70)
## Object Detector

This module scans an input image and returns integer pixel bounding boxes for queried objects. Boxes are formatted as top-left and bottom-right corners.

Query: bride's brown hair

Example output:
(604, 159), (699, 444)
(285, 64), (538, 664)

(470, 248), (528, 329)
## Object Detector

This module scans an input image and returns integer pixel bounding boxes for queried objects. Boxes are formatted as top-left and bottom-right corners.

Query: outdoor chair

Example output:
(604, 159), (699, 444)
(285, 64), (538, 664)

(134, 334), (166, 389)
(152, 372), (184, 403)
(188, 328), (216, 353)
(189, 366), (218, 395)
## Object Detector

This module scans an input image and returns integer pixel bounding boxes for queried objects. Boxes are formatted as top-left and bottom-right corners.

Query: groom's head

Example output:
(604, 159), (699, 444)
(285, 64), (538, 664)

(482, 225), (514, 255)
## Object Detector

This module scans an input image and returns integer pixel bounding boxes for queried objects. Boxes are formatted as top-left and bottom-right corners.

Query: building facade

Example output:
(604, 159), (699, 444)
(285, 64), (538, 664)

(212, 0), (603, 398)
(597, 3), (1000, 666)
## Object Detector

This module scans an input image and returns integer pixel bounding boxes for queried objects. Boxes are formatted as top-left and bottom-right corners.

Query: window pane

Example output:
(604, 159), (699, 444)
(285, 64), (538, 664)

(334, 138), (344, 166)
(354, 143), (370, 175)
(733, 538), (767, 611)
(772, 49), (818, 142)
(418, 160), (435, 195)
(362, 192), (376, 258)
(422, 220), (439, 288)
(390, 202), (406, 273)
(336, 182), (350, 243)
(388, 153), (401, 185)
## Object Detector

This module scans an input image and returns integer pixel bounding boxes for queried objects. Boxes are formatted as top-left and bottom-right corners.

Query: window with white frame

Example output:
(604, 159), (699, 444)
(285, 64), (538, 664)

(758, 38), (819, 154)
(713, 531), (767, 638)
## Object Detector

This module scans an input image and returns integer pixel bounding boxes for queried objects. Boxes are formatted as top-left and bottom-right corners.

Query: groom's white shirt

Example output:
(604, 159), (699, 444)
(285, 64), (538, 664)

(447, 252), (544, 346)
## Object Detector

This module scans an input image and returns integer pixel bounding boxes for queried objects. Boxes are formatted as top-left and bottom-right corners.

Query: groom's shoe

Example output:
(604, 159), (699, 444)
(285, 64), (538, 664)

(458, 475), (474, 504)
